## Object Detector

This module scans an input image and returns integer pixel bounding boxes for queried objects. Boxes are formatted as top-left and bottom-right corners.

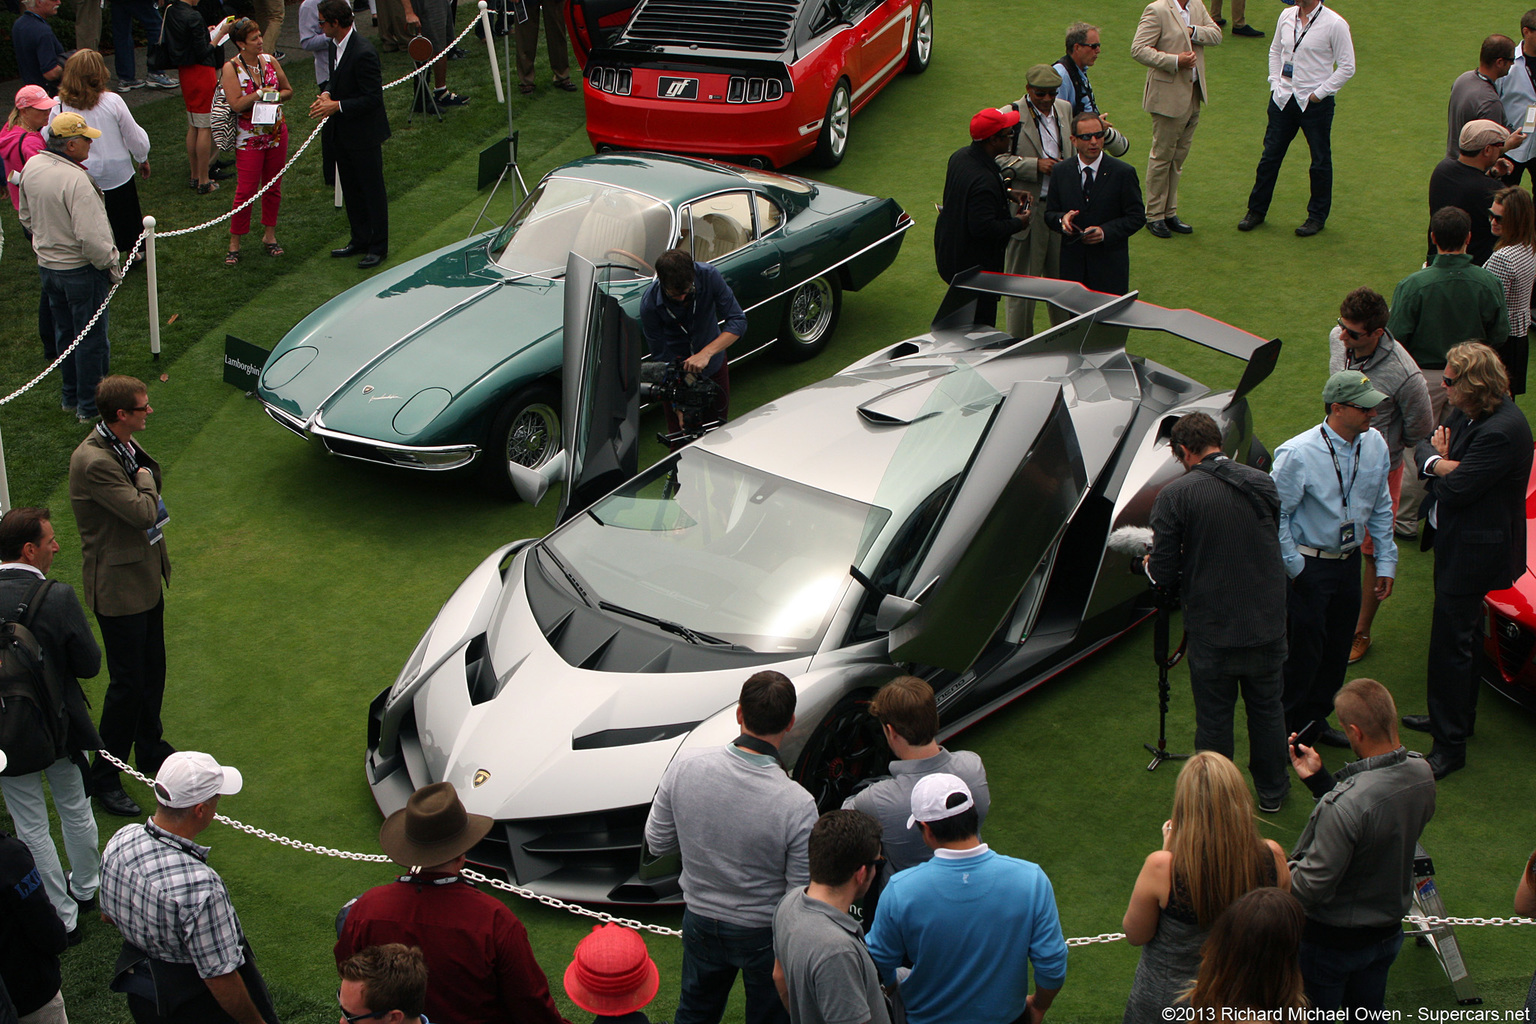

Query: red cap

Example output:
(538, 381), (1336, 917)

(563, 924), (660, 1017)
(970, 106), (1020, 140)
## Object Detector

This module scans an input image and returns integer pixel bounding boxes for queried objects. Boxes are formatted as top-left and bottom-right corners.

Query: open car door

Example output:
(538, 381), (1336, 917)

(556, 253), (644, 523)
(877, 365), (1089, 672)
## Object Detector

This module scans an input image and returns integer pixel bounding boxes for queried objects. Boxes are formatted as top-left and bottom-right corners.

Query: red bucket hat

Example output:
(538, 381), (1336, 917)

(563, 924), (660, 1017)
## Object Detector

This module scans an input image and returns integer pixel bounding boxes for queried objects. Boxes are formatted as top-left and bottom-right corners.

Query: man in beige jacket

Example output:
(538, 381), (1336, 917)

(996, 64), (1075, 339)
(1131, 0), (1221, 237)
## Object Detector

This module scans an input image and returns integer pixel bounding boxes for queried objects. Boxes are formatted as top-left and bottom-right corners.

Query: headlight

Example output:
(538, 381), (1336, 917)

(387, 623), (436, 709)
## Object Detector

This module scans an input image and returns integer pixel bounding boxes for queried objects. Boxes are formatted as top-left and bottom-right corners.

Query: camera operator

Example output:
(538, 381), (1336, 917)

(640, 249), (746, 448)
(1146, 412), (1290, 812)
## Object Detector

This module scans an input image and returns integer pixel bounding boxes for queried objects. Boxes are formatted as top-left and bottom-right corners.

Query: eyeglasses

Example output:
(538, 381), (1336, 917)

(1074, 131), (1106, 140)
(1336, 319), (1367, 341)
(128, 404), (151, 413)
(1442, 375), (1459, 388)
(1030, 88), (1058, 97)
(1339, 402), (1371, 412)
(338, 991), (388, 1024)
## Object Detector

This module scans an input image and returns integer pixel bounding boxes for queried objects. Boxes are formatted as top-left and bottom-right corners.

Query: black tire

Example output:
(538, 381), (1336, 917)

(774, 274), (843, 362)
(812, 79), (852, 168)
(480, 383), (562, 499)
(904, 0), (932, 74)
(793, 692), (889, 812)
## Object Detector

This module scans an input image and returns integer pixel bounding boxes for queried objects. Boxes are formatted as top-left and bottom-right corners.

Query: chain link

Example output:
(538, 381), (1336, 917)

(0, 9), (494, 408)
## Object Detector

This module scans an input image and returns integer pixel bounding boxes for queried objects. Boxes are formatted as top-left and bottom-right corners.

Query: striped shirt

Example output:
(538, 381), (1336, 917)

(1484, 242), (1536, 338)
(99, 820), (247, 978)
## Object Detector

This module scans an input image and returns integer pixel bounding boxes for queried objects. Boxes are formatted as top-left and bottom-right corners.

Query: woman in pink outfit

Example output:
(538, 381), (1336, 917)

(220, 18), (292, 263)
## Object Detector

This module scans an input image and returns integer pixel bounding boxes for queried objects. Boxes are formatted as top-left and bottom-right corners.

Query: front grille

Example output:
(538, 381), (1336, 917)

(623, 0), (797, 54)
(467, 804), (680, 904)
(1493, 611), (1536, 675)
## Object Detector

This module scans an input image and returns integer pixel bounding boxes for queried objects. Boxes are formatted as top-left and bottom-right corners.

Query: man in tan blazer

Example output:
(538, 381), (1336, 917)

(997, 63), (1075, 339)
(1132, 0), (1221, 237)
(68, 374), (174, 818)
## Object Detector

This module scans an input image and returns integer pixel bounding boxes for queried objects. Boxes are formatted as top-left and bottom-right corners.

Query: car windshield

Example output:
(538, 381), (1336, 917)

(492, 177), (674, 277)
(543, 449), (889, 653)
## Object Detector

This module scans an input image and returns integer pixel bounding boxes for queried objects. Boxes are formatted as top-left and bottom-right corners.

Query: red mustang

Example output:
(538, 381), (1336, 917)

(581, 0), (933, 169)
(1481, 448), (1536, 713)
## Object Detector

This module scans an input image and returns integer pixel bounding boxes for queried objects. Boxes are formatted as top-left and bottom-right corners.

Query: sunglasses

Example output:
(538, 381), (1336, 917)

(1442, 375), (1459, 388)
(1338, 402), (1372, 412)
(1336, 319), (1368, 341)
(1030, 88), (1058, 97)
(1078, 41), (1101, 50)
(1491, 212), (1504, 223)
(338, 991), (388, 1024)
(1075, 131), (1106, 140)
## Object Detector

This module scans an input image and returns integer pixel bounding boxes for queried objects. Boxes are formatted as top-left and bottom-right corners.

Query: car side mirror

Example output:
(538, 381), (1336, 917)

(875, 594), (921, 633)
(508, 450), (568, 506)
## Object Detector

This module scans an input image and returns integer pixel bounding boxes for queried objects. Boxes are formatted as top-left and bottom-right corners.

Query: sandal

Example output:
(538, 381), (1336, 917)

(224, 249), (241, 266)
(197, 181), (219, 194)
(263, 241), (284, 257)
(188, 177), (198, 190)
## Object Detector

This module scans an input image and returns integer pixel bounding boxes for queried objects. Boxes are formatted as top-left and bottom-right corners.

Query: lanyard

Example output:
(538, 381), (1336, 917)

(1292, 5), (1322, 54)
(1319, 426), (1358, 513)
(1032, 106), (1058, 157)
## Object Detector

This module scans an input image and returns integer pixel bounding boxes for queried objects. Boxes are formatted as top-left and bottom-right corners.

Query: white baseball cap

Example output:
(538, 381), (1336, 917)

(0, 749), (7, 773)
(907, 772), (975, 829)
(153, 751), (243, 808)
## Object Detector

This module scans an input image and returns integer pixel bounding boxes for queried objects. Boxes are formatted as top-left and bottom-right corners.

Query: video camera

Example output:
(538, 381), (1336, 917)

(641, 360), (723, 447)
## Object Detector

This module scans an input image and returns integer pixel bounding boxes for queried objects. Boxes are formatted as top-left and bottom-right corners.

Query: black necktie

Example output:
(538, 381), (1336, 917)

(1081, 165), (1095, 203)
(328, 39), (337, 80)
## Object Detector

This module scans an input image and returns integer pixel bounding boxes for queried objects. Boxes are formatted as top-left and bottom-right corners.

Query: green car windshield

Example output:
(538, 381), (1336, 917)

(544, 448), (888, 654)
(492, 177), (674, 278)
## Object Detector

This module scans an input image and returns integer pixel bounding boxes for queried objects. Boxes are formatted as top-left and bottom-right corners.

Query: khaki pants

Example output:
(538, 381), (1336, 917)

(1208, 0), (1245, 27)
(19, 989), (67, 1024)
(254, 0), (285, 53)
(514, 0), (571, 87)
(377, 0), (411, 47)
(1396, 367), (1451, 531)
(75, 0), (103, 50)
(1146, 89), (1201, 222)
(1003, 211), (1064, 340)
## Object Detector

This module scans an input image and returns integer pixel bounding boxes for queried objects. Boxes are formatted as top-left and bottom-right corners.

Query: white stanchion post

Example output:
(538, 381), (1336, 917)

(479, 1), (504, 104)
(143, 216), (160, 360)
(0, 426), (11, 514)
(335, 174), (344, 208)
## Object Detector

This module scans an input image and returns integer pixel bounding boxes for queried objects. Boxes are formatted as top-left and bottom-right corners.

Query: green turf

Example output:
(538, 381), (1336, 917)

(3, 1), (1536, 1021)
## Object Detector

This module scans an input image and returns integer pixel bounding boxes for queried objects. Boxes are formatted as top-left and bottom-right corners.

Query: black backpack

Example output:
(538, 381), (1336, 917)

(0, 578), (66, 777)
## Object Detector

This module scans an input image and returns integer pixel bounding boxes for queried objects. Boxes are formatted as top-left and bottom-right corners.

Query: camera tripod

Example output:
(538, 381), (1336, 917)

(1144, 604), (1190, 771)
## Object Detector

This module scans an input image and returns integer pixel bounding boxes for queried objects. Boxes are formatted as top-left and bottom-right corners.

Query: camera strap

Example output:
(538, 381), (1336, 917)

(1191, 456), (1278, 526)
(732, 734), (783, 768)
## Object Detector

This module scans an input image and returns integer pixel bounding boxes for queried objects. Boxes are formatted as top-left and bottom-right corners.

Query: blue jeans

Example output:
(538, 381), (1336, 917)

(1300, 930), (1404, 1011)
(677, 910), (788, 1024)
(40, 264), (112, 417)
(1246, 94), (1335, 223)
(111, 0), (163, 81)
(1187, 634), (1290, 804)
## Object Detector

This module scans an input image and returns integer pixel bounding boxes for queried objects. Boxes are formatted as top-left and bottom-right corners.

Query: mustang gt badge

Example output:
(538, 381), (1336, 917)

(473, 769), (491, 787)
(658, 77), (698, 100)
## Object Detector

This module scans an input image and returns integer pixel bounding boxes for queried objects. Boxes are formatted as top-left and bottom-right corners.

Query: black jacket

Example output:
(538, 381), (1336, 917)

(0, 832), (65, 1016)
(1416, 396), (1533, 595)
(162, 0), (221, 69)
(1044, 154), (1146, 296)
(323, 29), (391, 148)
(0, 568), (102, 757)
(933, 141), (1023, 284)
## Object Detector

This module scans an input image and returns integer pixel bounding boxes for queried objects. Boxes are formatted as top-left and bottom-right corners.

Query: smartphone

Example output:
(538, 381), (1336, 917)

(1293, 719), (1324, 749)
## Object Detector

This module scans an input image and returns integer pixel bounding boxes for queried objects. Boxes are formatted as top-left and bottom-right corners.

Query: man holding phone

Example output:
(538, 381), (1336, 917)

(995, 65), (1073, 339)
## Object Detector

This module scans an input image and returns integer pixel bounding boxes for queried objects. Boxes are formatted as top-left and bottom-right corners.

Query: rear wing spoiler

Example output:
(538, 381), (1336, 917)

(935, 269), (1281, 404)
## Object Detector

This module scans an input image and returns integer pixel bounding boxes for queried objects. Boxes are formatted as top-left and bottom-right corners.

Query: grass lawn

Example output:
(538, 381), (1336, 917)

(3, 1), (1536, 1021)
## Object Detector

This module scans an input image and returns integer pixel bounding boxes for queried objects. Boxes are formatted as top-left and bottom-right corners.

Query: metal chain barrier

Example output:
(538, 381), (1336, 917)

(94, 751), (1536, 945)
(0, 10), (492, 409)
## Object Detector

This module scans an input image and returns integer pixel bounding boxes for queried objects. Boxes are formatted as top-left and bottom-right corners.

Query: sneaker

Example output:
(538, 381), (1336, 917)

(447, 46), (467, 59)
(1257, 793), (1284, 814)
(273, 50), (287, 61)
(77, 411), (94, 423)
(434, 88), (469, 106)
(145, 72), (177, 89)
(119, 78), (146, 90)
(1349, 632), (1370, 664)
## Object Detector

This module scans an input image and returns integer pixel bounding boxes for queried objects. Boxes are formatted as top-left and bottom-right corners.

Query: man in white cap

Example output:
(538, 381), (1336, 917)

(865, 775), (1067, 1024)
(98, 751), (280, 1024)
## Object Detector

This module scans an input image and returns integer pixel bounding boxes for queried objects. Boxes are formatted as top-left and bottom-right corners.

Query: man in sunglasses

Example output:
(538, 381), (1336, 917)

(1328, 288), (1433, 667)
(1131, 0), (1221, 239)
(772, 810), (890, 1024)
(996, 64), (1073, 337)
(1405, 342), (1533, 779)
(1052, 21), (1104, 120)
(1043, 111), (1146, 296)
(1271, 371), (1397, 747)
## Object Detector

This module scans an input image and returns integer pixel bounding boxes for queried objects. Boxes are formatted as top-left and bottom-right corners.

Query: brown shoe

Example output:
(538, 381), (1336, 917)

(1349, 632), (1370, 663)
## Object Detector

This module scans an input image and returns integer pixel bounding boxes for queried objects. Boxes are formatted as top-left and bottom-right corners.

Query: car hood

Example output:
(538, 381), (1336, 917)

(411, 549), (810, 820)
(259, 239), (566, 442)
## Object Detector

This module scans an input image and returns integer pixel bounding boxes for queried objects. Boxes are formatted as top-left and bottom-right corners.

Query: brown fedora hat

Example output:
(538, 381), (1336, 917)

(379, 782), (494, 868)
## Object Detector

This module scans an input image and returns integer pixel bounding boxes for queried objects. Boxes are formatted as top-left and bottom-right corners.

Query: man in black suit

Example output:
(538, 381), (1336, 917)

(933, 106), (1031, 329)
(1405, 341), (1533, 779)
(310, 0), (390, 269)
(1044, 112), (1147, 295)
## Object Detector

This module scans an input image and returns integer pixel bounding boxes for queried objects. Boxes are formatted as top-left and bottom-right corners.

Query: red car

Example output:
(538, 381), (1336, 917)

(1480, 446), (1536, 712)
(581, 0), (934, 169)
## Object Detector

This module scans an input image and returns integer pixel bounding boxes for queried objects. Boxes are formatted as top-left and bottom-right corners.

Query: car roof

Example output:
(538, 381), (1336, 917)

(551, 152), (757, 200)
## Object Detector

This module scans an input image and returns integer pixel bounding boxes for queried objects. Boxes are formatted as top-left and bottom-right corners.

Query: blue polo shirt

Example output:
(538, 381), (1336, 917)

(639, 260), (747, 377)
(12, 11), (65, 95)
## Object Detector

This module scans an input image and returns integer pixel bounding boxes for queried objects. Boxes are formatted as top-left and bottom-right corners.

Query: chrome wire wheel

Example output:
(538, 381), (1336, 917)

(788, 278), (835, 344)
(505, 401), (560, 468)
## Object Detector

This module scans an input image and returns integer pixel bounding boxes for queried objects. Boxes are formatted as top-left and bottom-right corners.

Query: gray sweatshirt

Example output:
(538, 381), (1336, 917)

(645, 744), (817, 928)
(18, 148), (119, 273)
(1328, 328), (1434, 468)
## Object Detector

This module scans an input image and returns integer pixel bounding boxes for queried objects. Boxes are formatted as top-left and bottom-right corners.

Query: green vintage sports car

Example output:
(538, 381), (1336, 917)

(257, 152), (912, 494)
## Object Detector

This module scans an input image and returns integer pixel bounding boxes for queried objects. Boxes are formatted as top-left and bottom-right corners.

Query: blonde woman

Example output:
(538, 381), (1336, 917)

(1485, 186), (1536, 395)
(220, 18), (292, 263)
(56, 49), (152, 257)
(1188, 887), (1308, 1012)
(1121, 751), (1291, 1023)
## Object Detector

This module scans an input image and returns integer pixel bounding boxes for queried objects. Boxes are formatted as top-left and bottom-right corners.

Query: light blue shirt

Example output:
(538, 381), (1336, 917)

(1499, 50), (1536, 164)
(1051, 60), (1098, 115)
(1272, 421), (1397, 579)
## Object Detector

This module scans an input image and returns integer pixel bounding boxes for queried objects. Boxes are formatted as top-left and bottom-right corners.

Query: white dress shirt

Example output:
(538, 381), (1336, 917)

(1268, 2), (1355, 110)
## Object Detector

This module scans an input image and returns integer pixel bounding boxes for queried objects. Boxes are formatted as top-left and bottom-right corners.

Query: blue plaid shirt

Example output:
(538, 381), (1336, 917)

(99, 820), (247, 978)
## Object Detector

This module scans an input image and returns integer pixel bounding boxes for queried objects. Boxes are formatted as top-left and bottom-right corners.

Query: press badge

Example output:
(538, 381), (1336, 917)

(1339, 522), (1356, 547)
(1282, 62), (1294, 79)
